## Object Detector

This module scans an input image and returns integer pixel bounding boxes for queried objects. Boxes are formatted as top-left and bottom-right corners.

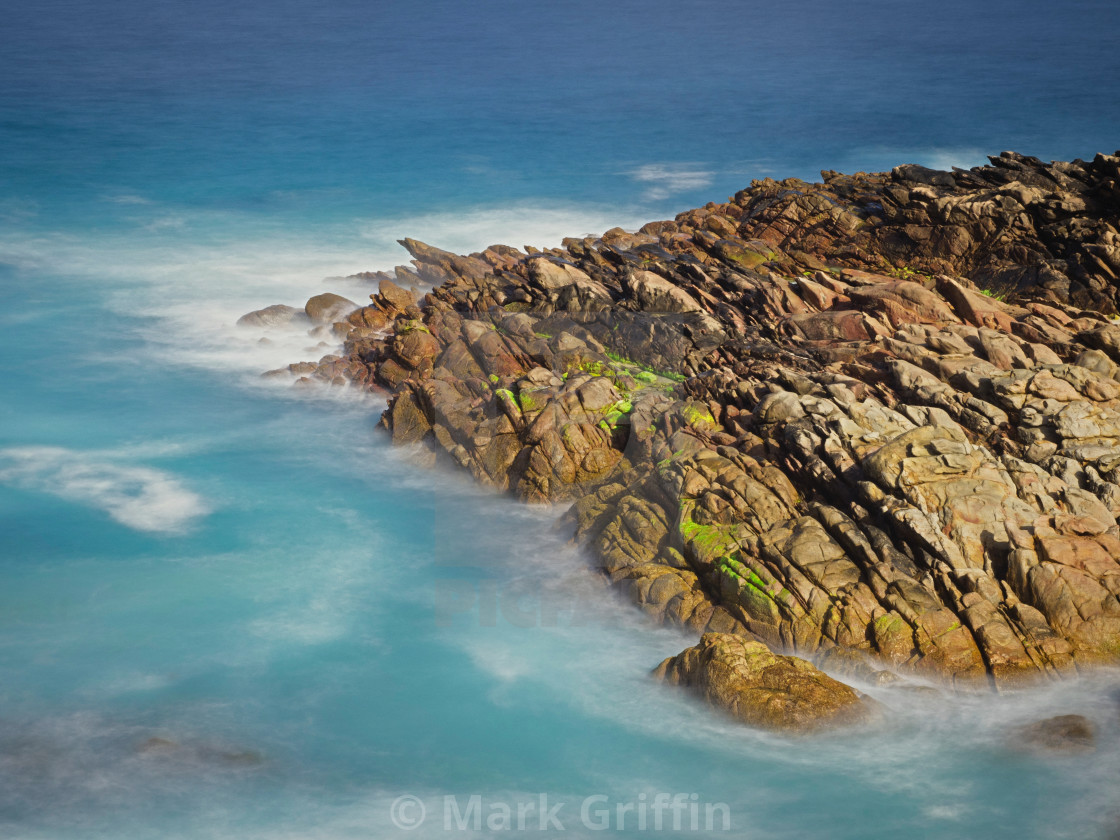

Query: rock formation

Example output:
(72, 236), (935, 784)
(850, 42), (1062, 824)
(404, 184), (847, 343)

(257, 151), (1120, 724)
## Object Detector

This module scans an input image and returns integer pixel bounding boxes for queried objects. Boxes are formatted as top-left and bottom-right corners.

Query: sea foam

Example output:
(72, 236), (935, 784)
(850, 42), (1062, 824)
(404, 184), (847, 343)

(0, 445), (210, 533)
(0, 201), (650, 386)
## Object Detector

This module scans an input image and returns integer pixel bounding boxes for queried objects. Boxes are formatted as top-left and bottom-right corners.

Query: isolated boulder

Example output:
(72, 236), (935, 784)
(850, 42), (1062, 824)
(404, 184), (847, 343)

(653, 633), (878, 733)
(305, 292), (357, 324)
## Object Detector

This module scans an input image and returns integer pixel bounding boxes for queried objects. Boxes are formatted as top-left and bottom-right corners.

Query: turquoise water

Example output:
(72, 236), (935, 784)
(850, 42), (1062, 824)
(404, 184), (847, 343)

(3, 1), (1120, 837)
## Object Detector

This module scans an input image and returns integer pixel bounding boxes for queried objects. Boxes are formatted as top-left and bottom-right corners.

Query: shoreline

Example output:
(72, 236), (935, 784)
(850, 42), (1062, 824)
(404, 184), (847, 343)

(254, 150), (1120, 731)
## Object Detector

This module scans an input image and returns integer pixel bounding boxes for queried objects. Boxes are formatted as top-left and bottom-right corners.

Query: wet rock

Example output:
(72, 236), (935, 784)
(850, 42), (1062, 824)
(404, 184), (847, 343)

(653, 633), (879, 733)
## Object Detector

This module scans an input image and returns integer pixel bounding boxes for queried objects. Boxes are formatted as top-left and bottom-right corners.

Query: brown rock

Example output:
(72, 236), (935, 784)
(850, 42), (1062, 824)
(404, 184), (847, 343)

(653, 633), (878, 734)
(626, 269), (702, 313)
(938, 276), (1016, 332)
(395, 329), (440, 369)
(305, 292), (358, 324)
(847, 281), (960, 329)
(378, 278), (416, 312)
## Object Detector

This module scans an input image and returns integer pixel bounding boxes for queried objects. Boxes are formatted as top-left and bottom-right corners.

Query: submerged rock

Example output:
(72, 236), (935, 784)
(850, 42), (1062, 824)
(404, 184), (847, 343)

(136, 736), (178, 754)
(653, 633), (878, 733)
(1011, 714), (1096, 753)
(135, 736), (265, 767)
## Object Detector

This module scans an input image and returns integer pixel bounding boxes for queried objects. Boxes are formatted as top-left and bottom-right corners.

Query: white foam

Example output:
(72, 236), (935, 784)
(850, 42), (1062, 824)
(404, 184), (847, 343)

(0, 201), (650, 386)
(916, 147), (991, 172)
(96, 672), (177, 695)
(922, 803), (970, 821)
(841, 145), (990, 175)
(356, 203), (650, 255)
(103, 193), (153, 205)
(627, 163), (715, 200)
(0, 446), (210, 534)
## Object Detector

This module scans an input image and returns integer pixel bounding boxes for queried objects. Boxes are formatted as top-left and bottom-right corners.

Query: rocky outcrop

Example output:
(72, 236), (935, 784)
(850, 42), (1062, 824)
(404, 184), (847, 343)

(653, 632), (878, 733)
(263, 151), (1120, 698)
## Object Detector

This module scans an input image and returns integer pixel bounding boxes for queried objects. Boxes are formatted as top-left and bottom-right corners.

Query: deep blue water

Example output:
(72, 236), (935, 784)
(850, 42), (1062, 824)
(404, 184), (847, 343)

(2, 1), (1120, 838)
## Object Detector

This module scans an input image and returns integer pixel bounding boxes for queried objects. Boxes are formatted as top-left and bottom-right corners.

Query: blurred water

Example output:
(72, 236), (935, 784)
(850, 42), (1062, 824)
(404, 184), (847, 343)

(2, 0), (1120, 837)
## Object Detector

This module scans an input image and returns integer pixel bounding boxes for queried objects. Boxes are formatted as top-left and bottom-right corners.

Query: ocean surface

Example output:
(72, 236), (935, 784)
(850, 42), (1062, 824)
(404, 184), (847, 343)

(2, 1), (1120, 837)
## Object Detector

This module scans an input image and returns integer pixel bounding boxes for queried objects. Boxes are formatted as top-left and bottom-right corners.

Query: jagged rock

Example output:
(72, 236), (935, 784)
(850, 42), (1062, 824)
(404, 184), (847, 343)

(653, 633), (878, 733)
(627, 269), (702, 313)
(378, 278), (416, 312)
